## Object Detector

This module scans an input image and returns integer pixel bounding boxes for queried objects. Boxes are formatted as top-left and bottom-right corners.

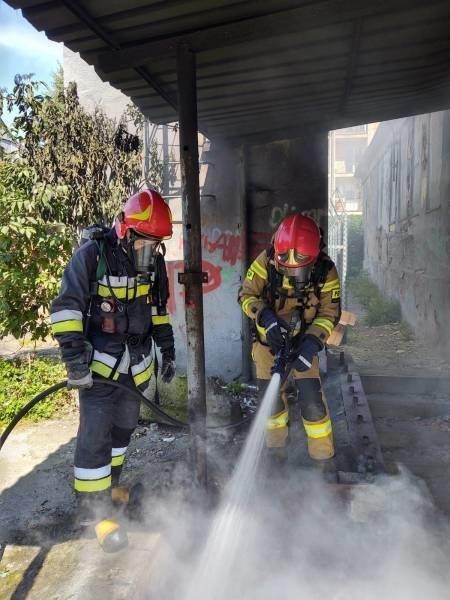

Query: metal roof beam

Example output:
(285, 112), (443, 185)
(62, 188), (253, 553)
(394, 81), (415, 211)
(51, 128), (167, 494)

(97, 0), (430, 73)
(55, 0), (178, 110)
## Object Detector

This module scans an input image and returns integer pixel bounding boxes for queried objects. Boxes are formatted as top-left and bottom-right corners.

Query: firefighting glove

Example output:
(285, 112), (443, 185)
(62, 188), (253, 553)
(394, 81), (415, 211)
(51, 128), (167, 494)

(63, 340), (94, 390)
(258, 308), (285, 355)
(161, 351), (176, 384)
(290, 335), (322, 373)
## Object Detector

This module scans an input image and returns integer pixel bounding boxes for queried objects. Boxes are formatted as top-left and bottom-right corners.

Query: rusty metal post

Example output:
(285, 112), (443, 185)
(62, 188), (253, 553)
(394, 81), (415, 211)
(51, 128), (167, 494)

(176, 43), (207, 489)
(238, 144), (252, 382)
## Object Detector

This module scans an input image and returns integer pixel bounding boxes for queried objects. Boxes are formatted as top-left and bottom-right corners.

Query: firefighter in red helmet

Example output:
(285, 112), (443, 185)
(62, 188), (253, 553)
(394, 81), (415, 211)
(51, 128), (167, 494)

(239, 213), (341, 465)
(50, 189), (176, 551)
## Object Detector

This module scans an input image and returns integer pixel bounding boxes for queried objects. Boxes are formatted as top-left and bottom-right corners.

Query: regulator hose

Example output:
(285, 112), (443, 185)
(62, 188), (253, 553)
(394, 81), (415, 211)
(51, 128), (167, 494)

(0, 377), (253, 452)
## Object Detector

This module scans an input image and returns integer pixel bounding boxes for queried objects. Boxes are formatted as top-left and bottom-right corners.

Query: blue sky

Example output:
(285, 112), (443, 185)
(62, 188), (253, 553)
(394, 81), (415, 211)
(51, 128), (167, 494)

(0, 0), (62, 92)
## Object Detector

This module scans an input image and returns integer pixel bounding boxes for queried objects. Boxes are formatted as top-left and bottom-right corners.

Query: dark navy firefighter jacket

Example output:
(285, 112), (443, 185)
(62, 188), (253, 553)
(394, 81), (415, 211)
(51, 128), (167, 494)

(50, 228), (174, 397)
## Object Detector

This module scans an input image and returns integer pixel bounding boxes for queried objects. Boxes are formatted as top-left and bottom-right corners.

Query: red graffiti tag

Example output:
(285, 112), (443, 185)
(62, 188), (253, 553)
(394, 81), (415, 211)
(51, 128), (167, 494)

(202, 231), (242, 266)
(166, 260), (223, 314)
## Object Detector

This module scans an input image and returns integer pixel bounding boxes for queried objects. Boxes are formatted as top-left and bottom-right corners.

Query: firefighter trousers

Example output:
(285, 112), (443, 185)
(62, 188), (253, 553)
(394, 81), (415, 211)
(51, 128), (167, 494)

(74, 373), (141, 497)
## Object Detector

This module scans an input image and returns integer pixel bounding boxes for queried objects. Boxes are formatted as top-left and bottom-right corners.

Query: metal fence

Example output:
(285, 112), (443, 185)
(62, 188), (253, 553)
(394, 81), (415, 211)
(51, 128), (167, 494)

(328, 192), (348, 308)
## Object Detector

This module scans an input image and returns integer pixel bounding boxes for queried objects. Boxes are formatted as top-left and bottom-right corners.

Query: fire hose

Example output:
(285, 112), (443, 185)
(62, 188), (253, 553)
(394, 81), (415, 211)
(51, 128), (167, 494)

(0, 311), (304, 453)
(0, 377), (255, 453)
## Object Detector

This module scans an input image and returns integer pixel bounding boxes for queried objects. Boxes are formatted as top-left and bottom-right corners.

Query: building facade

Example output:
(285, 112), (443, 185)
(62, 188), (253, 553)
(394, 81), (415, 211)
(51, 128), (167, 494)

(356, 111), (450, 350)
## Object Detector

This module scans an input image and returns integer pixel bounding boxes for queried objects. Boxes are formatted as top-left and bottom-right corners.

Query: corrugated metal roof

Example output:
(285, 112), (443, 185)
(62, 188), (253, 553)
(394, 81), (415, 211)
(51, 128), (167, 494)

(6, 0), (450, 143)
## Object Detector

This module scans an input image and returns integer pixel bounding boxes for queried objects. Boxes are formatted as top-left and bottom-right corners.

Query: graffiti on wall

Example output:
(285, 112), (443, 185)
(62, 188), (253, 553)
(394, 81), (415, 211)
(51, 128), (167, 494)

(270, 204), (326, 229)
(166, 260), (223, 315)
(165, 227), (245, 325)
(201, 229), (241, 266)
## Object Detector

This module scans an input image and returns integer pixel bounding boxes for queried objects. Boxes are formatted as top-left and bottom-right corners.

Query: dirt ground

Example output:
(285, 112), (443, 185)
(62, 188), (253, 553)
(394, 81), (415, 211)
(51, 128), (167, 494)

(345, 321), (448, 376)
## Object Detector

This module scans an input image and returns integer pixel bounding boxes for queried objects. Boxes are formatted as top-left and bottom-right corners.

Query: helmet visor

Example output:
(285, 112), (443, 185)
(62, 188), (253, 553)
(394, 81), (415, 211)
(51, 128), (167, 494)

(275, 248), (314, 267)
(275, 263), (313, 286)
(132, 236), (158, 273)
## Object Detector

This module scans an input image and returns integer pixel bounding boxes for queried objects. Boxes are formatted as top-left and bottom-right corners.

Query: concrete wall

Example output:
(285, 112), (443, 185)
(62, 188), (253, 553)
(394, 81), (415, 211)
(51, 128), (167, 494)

(246, 134), (329, 260)
(357, 112), (450, 349)
(165, 141), (244, 380)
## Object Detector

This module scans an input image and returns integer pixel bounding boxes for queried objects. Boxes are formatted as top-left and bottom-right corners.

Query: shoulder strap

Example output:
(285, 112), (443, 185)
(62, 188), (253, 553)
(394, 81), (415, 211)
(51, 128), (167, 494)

(152, 253), (169, 313)
(95, 239), (107, 280)
(311, 253), (333, 290)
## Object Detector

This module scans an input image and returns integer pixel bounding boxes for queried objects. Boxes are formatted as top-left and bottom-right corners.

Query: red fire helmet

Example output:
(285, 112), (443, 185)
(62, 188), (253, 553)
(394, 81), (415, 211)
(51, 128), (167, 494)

(115, 189), (173, 241)
(273, 213), (321, 276)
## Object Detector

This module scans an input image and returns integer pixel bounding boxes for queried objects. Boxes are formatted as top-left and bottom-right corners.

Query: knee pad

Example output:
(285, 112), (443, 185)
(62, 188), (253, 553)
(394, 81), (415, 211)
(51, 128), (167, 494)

(295, 378), (326, 421)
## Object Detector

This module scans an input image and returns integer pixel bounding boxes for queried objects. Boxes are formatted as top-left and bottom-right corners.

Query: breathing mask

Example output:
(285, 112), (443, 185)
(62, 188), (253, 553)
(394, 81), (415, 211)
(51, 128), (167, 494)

(125, 231), (160, 274)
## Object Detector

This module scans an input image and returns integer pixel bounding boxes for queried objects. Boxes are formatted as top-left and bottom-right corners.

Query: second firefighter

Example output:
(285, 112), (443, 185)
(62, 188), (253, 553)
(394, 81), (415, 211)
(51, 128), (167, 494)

(239, 213), (341, 462)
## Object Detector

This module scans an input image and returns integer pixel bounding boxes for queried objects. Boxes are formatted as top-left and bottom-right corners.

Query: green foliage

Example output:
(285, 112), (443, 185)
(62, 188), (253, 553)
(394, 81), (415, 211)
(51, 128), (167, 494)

(225, 381), (245, 395)
(0, 161), (73, 339)
(0, 72), (164, 340)
(1, 73), (142, 229)
(0, 356), (74, 425)
(347, 214), (364, 278)
(349, 274), (401, 326)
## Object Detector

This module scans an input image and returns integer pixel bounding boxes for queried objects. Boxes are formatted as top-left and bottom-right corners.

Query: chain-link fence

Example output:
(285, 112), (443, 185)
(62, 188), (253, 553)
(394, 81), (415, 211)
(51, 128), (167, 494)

(328, 192), (348, 308)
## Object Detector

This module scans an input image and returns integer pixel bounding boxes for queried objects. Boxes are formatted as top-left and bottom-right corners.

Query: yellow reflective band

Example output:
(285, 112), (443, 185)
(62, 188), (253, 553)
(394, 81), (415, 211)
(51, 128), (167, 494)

(51, 319), (83, 334)
(282, 276), (294, 289)
(152, 314), (170, 325)
(74, 475), (112, 492)
(266, 410), (289, 430)
(91, 361), (120, 380)
(97, 283), (150, 299)
(111, 455), (126, 467)
(321, 278), (340, 293)
(250, 260), (268, 280)
(133, 363), (154, 386)
(256, 321), (266, 339)
(312, 318), (334, 335)
(129, 204), (151, 221)
(242, 296), (258, 316)
(303, 419), (332, 439)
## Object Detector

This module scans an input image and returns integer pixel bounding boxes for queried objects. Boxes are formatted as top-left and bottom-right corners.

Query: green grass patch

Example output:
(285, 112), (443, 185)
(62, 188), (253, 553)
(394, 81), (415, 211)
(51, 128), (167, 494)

(0, 356), (74, 426)
(158, 375), (188, 421)
(349, 274), (401, 326)
(140, 375), (188, 423)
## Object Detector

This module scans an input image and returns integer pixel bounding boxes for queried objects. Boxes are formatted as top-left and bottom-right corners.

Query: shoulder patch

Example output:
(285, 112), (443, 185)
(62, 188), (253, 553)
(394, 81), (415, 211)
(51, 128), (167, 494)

(331, 289), (340, 301)
(246, 268), (255, 280)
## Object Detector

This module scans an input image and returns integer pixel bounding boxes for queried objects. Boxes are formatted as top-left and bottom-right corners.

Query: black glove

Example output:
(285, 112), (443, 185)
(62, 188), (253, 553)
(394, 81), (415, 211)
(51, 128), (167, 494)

(62, 340), (93, 389)
(258, 308), (285, 354)
(290, 336), (322, 372)
(161, 351), (176, 384)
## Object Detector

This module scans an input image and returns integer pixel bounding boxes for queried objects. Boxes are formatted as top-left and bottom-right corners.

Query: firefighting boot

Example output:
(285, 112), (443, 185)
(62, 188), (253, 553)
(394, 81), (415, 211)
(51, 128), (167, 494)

(111, 483), (145, 521)
(95, 518), (128, 553)
(75, 492), (128, 553)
